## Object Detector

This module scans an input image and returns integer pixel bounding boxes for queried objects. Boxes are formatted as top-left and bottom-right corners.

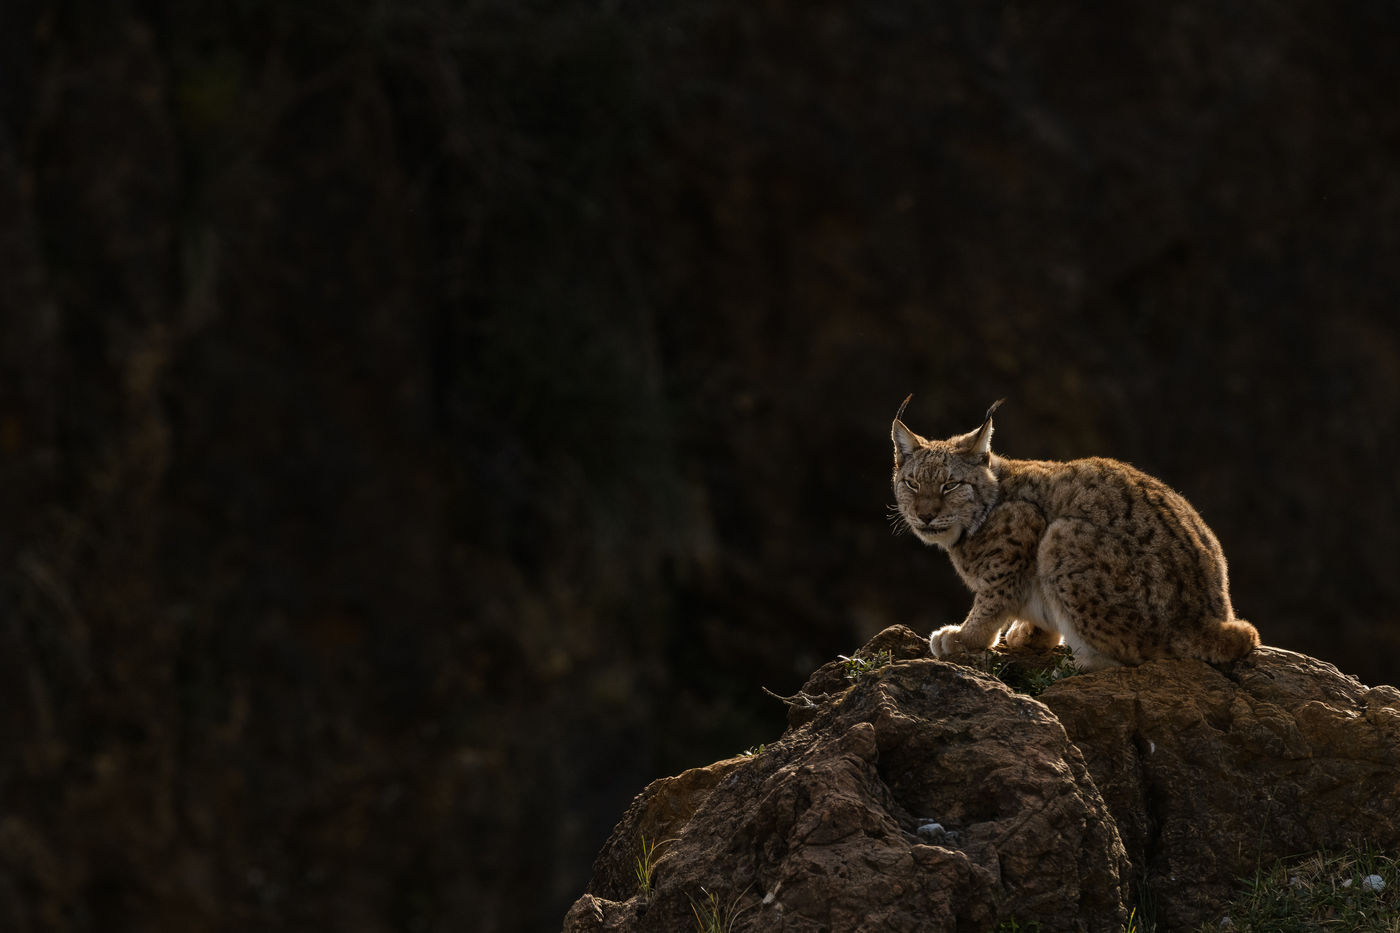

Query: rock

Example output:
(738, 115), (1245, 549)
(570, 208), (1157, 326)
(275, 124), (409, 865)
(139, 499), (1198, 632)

(565, 627), (1400, 932)
(777, 623), (930, 729)
(564, 627), (1130, 932)
(1040, 645), (1400, 931)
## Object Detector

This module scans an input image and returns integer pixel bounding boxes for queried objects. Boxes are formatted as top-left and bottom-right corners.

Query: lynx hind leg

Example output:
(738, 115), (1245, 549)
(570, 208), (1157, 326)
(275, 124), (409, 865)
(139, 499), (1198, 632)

(1003, 619), (1061, 651)
(1177, 617), (1261, 664)
(1036, 519), (1138, 669)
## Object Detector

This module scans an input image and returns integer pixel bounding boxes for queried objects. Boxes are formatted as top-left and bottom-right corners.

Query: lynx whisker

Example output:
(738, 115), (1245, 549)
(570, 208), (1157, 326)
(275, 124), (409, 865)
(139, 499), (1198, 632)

(886, 506), (909, 537)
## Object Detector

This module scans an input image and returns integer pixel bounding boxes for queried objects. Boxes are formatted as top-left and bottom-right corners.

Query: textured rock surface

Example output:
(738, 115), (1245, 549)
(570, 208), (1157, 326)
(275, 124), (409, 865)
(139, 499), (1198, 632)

(1040, 646), (1400, 931)
(565, 627), (1130, 933)
(567, 628), (1400, 931)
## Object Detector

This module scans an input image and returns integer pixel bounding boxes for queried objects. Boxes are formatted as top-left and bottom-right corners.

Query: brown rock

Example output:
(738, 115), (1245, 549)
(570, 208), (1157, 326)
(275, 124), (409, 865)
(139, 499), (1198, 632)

(1040, 645), (1400, 931)
(567, 628), (1400, 932)
(564, 627), (1130, 932)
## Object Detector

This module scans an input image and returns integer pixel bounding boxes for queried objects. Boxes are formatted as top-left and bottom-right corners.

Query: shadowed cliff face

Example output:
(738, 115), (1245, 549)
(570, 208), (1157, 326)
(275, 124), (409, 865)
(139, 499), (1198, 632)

(2, 1), (1400, 931)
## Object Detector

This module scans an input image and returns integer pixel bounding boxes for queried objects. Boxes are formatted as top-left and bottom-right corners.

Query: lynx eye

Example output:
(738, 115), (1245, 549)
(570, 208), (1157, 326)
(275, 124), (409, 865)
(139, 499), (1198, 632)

(941, 480), (963, 493)
(903, 477), (920, 491)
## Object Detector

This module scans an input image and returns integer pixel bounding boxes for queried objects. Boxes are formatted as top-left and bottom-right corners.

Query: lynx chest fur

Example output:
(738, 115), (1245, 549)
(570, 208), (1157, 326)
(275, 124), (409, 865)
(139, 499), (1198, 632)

(890, 399), (1259, 670)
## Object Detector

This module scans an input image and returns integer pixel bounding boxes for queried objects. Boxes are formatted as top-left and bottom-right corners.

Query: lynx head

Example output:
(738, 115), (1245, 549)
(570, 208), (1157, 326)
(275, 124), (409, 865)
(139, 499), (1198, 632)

(890, 397), (1003, 548)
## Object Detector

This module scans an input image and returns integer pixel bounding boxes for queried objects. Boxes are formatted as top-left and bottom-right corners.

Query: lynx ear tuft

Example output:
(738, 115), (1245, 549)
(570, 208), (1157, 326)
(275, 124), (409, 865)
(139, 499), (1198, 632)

(957, 398), (1004, 463)
(895, 393), (914, 424)
(892, 394), (922, 468)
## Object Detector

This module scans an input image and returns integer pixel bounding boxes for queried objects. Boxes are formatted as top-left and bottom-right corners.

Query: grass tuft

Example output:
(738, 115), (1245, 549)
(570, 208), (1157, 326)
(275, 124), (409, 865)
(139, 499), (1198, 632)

(633, 834), (671, 899)
(689, 884), (754, 933)
(1202, 845), (1399, 931)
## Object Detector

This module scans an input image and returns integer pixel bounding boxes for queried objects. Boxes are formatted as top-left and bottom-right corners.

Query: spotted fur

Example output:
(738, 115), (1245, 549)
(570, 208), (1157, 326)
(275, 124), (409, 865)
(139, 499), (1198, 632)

(891, 399), (1259, 670)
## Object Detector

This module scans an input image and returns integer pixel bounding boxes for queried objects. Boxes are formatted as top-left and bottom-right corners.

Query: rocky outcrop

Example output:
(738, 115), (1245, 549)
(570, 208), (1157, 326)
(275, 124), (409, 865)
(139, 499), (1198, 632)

(565, 627), (1130, 932)
(564, 627), (1400, 932)
(1040, 645), (1400, 930)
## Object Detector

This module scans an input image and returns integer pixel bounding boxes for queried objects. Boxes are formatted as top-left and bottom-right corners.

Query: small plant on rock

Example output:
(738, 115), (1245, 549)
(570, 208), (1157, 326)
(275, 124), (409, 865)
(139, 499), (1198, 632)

(1125, 905), (1151, 933)
(980, 648), (1081, 697)
(838, 648), (892, 681)
(689, 885), (753, 933)
(633, 834), (670, 899)
(995, 918), (1042, 932)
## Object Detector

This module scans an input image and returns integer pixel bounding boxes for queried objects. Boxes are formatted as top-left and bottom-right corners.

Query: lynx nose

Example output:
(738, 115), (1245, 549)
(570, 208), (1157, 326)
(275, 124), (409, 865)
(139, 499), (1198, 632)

(917, 512), (936, 525)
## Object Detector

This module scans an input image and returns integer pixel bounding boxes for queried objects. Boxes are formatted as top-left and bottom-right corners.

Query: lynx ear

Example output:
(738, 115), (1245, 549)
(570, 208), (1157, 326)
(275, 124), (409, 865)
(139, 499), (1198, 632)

(893, 420), (924, 467)
(891, 394), (923, 468)
(955, 398), (1004, 463)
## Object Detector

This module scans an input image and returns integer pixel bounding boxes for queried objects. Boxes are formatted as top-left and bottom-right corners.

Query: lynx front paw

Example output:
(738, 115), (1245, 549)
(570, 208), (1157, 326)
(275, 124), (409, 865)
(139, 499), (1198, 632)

(927, 625), (968, 658)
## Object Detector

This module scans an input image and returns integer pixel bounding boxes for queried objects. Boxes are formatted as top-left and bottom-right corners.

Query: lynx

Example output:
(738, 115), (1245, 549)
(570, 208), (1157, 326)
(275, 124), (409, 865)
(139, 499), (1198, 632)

(890, 397), (1259, 670)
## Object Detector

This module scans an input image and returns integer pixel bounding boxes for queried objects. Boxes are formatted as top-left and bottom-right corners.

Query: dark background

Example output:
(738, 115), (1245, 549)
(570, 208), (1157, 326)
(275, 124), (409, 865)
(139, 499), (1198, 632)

(3, 1), (1399, 931)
